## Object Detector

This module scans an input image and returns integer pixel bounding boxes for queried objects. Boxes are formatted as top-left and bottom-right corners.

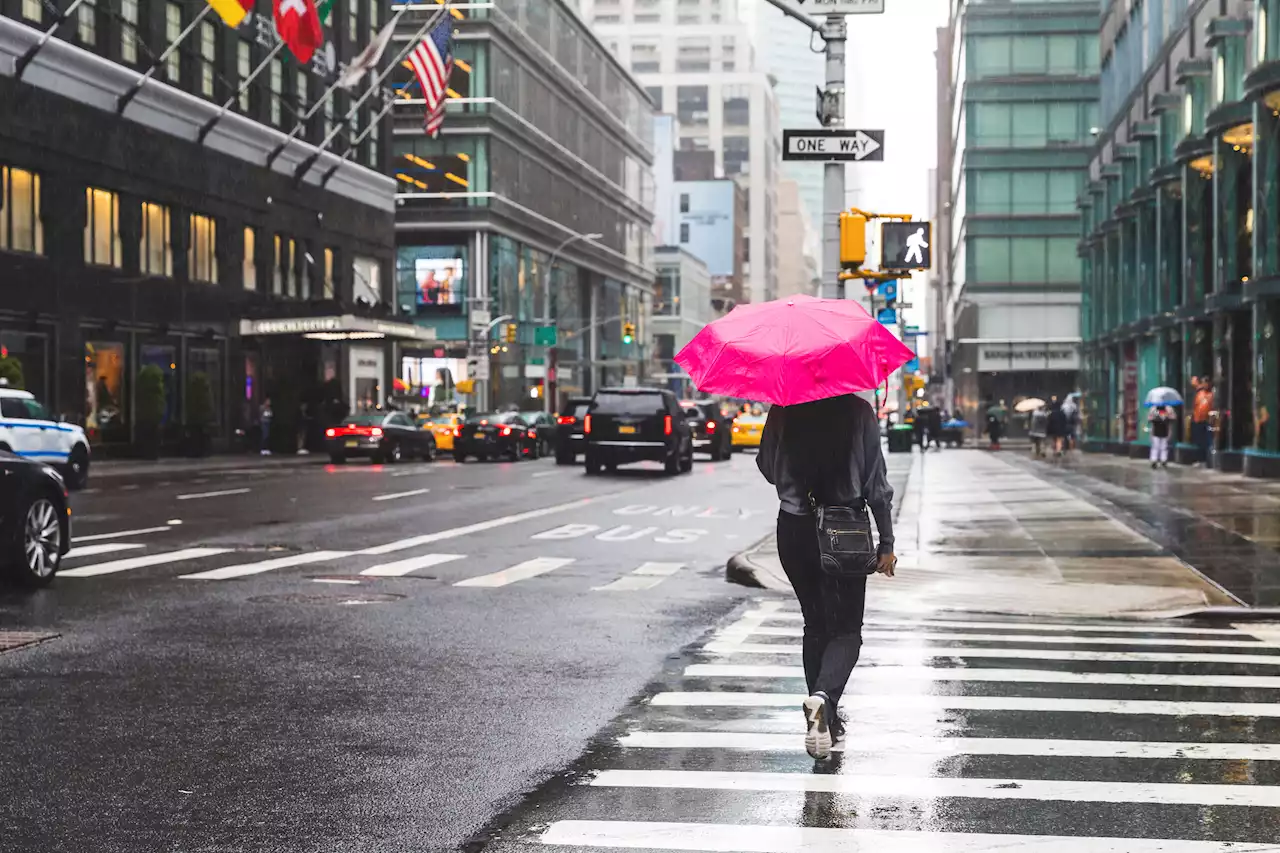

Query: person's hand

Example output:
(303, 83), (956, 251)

(876, 552), (897, 577)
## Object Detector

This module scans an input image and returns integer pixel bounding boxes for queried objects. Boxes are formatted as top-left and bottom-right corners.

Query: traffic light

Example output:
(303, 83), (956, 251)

(839, 211), (866, 270)
(504, 323), (518, 343)
(622, 322), (636, 345)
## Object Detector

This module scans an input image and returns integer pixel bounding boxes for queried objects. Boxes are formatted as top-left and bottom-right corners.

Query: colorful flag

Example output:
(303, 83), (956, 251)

(336, 17), (396, 89)
(406, 16), (453, 137)
(206, 0), (253, 27)
(274, 0), (324, 64)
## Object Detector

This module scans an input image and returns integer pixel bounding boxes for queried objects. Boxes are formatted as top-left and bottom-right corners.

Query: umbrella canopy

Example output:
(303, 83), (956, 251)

(1014, 398), (1046, 414)
(674, 295), (915, 406)
(1145, 386), (1183, 407)
(987, 403), (1007, 418)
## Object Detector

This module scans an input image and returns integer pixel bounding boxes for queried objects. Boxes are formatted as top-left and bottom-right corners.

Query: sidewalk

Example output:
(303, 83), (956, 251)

(729, 448), (1236, 617)
(92, 452), (318, 479)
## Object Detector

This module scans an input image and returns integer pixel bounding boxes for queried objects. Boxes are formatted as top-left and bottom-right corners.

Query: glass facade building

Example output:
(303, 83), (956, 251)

(1082, 0), (1279, 477)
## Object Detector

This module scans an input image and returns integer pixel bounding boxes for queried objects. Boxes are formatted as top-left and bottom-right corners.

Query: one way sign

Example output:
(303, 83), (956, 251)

(782, 129), (885, 162)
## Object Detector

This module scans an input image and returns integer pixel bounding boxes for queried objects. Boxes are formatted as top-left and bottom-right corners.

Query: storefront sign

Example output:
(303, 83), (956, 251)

(247, 317), (343, 335)
(240, 315), (436, 342)
(976, 344), (1080, 372)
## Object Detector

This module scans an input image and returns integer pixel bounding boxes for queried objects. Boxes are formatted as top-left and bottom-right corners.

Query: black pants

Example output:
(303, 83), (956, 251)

(776, 510), (868, 708)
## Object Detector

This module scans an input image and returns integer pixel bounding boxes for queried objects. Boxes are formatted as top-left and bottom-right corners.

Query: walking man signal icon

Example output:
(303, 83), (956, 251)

(880, 221), (933, 271)
(904, 227), (929, 266)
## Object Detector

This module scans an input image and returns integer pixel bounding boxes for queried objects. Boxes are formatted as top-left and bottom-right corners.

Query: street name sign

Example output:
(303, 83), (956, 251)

(795, 0), (884, 14)
(783, 129), (884, 162)
(876, 307), (896, 325)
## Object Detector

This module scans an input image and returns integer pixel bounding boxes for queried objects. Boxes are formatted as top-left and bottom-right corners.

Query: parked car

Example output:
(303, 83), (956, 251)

(681, 400), (733, 461)
(520, 410), (557, 457)
(583, 387), (693, 476)
(554, 396), (593, 465)
(419, 412), (463, 452)
(326, 412), (437, 464)
(453, 412), (538, 462)
(732, 411), (767, 449)
(0, 450), (70, 588)
(0, 385), (91, 490)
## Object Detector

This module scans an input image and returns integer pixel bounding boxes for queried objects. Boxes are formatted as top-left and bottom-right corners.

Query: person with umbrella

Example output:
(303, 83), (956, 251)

(986, 400), (1007, 450)
(1047, 396), (1069, 457)
(676, 295), (909, 761)
(1147, 405), (1174, 468)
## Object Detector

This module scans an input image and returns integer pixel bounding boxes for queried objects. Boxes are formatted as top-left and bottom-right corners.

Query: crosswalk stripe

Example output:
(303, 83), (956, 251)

(703, 641), (1280, 667)
(683, 663), (1280, 689)
(60, 548), (231, 578)
(63, 542), (145, 560)
(540, 820), (1274, 852)
(71, 525), (171, 543)
(649, 691), (1280, 717)
(717, 627), (1273, 648)
(745, 611), (1250, 637)
(587, 769), (1280, 808)
(359, 553), (465, 577)
(594, 562), (684, 592)
(454, 557), (574, 588)
(179, 550), (349, 580)
(616, 731), (1280, 760)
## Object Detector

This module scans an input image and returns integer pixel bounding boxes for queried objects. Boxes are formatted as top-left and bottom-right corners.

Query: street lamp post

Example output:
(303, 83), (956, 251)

(543, 231), (602, 413)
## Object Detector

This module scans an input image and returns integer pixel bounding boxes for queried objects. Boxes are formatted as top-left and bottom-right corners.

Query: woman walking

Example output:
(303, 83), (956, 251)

(757, 394), (897, 760)
(1148, 404), (1174, 468)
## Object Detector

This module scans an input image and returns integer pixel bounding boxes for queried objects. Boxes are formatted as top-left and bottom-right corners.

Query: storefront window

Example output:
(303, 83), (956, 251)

(490, 234), (519, 318)
(0, 166), (43, 255)
(140, 344), (177, 425)
(84, 187), (121, 268)
(397, 244), (467, 314)
(85, 341), (125, 443)
(0, 332), (49, 402)
(243, 227), (256, 290)
(353, 256), (382, 304)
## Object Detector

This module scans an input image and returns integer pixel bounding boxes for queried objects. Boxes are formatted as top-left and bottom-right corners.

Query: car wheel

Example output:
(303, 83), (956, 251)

(680, 446), (694, 473)
(453, 452), (467, 463)
(64, 445), (90, 489)
(329, 453), (346, 464)
(423, 440), (437, 462)
(10, 495), (61, 588)
(385, 443), (402, 464)
(585, 453), (601, 475)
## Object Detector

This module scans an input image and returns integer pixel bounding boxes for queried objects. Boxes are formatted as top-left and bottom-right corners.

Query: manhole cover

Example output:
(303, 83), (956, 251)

(0, 631), (59, 654)
(248, 592), (406, 605)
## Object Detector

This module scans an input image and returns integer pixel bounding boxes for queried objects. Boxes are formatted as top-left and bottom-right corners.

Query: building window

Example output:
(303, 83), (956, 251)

(272, 234), (283, 294)
(679, 193), (690, 213)
(120, 0), (138, 62)
(243, 227), (257, 290)
(323, 247), (335, 298)
(286, 237), (297, 296)
(369, 0), (377, 29)
(199, 21), (216, 97)
(348, 0), (359, 43)
(188, 214), (217, 283)
(324, 98), (334, 137)
(0, 166), (43, 255)
(84, 188), (121, 268)
(269, 60), (283, 125)
(296, 70), (308, 110)
(645, 86), (662, 110)
(165, 3), (182, 83)
(139, 202), (172, 277)
(22, 0), (41, 21)
(679, 222), (690, 243)
(353, 256), (381, 304)
(77, 0), (96, 45)
(367, 123), (379, 167)
(237, 42), (252, 111)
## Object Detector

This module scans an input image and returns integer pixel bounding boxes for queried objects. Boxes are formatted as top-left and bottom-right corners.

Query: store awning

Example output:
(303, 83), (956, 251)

(239, 314), (437, 342)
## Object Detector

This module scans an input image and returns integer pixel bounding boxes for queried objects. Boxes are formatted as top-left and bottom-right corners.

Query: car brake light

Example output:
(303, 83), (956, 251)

(453, 425), (462, 438)
(371, 427), (383, 437)
(584, 415), (592, 434)
(558, 415), (576, 425)
(528, 430), (537, 439)
(664, 415), (672, 436)
(501, 426), (512, 436)
(325, 428), (336, 438)
(733, 425), (740, 433)
(706, 420), (716, 433)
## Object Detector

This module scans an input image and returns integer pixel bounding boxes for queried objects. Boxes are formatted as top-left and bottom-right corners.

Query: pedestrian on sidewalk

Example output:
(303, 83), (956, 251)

(1148, 404), (1173, 468)
(756, 394), (896, 761)
(1192, 378), (1214, 466)
(259, 398), (273, 456)
(1047, 397), (1069, 458)
(986, 410), (1004, 450)
(1028, 404), (1048, 458)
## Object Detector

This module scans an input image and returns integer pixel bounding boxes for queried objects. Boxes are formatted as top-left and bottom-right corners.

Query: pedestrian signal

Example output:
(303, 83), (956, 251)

(839, 211), (866, 270)
(504, 323), (518, 343)
(622, 322), (636, 345)
(881, 221), (932, 271)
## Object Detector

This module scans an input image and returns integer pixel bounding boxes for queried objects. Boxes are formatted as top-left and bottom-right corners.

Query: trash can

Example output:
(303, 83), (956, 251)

(887, 425), (915, 454)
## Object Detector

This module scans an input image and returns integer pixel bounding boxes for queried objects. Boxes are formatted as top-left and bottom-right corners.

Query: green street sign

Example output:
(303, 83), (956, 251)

(534, 325), (557, 347)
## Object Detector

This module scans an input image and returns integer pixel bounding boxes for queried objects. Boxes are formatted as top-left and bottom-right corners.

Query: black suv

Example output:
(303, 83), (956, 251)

(681, 400), (734, 461)
(583, 387), (693, 476)
(554, 396), (593, 465)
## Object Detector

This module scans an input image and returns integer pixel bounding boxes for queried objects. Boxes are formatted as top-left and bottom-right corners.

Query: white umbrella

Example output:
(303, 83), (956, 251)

(1145, 386), (1183, 407)
(1014, 398), (1045, 414)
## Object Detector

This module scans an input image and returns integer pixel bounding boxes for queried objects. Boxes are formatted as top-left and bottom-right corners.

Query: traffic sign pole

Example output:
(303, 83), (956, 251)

(822, 14), (846, 301)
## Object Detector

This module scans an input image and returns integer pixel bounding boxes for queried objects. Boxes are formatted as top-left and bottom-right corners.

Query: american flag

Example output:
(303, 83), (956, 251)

(407, 16), (454, 137)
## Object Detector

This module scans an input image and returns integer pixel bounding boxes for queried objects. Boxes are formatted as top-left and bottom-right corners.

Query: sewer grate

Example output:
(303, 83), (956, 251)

(0, 631), (59, 654)
(248, 592), (406, 605)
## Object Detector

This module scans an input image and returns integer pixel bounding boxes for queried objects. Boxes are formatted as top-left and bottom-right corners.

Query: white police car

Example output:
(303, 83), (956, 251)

(0, 384), (90, 490)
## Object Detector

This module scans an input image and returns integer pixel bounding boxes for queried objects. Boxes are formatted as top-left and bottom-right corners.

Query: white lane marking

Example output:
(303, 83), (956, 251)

(617, 731), (1280, 761)
(371, 488), (430, 502)
(750, 611), (1251, 637)
(532, 470), (566, 478)
(588, 769), (1280, 808)
(180, 550), (349, 581)
(541, 820), (1279, 852)
(455, 557), (574, 588)
(313, 578), (361, 585)
(60, 548), (231, 578)
(360, 553), (465, 577)
(649, 692), (1280, 717)
(684, 663), (1280, 689)
(717, 626), (1273, 649)
(63, 543), (146, 560)
(702, 641), (1280, 667)
(391, 468), (433, 477)
(594, 562), (684, 592)
(357, 497), (601, 555)
(72, 525), (171, 543)
(176, 488), (251, 501)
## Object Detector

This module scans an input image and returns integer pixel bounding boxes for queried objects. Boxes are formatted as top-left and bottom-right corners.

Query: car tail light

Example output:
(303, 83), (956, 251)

(371, 427), (383, 437)
(453, 425), (462, 438)
(733, 425), (740, 433)
(558, 415), (576, 425)
(528, 430), (537, 439)
(501, 426), (512, 436)
(664, 415), (672, 436)
(584, 415), (592, 434)
(706, 420), (716, 433)
(325, 428), (336, 438)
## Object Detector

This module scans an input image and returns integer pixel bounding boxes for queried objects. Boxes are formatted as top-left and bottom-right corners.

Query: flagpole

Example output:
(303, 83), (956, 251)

(292, 4), (448, 182)
(116, 4), (216, 114)
(264, 6), (407, 167)
(197, 40), (287, 145)
(318, 86), (402, 188)
(12, 0), (91, 80)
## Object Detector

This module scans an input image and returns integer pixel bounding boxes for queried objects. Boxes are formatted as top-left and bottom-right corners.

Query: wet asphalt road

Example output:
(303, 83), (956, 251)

(0, 451), (774, 852)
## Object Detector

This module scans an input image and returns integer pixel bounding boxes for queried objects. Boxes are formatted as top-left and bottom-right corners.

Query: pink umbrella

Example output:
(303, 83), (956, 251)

(675, 294), (915, 406)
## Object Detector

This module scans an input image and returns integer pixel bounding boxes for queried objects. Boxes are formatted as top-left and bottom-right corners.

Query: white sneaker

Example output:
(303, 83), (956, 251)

(802, 694), (832, 760)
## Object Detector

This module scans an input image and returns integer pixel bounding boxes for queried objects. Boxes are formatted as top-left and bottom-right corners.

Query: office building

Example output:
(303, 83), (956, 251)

(776, 178), (818, 299)
(671, 178), (747, 308)
(650, 245), (712, 396)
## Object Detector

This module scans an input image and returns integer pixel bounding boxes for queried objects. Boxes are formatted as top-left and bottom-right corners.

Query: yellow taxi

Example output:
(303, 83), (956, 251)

(732, 412), (766, 448)
(420, 413), (463, 451)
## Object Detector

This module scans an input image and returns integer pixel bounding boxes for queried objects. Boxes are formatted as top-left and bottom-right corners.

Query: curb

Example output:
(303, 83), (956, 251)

(725, 534), (790, 592)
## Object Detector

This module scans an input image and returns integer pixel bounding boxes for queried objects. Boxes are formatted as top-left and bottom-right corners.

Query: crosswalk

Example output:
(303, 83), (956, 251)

(53, 530), (688, 592)
(490, 599), (1280, 852)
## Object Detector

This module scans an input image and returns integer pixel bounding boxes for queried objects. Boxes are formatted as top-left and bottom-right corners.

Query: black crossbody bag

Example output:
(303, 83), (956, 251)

(810, 494), (878, 577)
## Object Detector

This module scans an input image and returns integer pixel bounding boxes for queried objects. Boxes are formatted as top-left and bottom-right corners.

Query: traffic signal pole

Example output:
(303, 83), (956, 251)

(821, 15), (847, 301)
